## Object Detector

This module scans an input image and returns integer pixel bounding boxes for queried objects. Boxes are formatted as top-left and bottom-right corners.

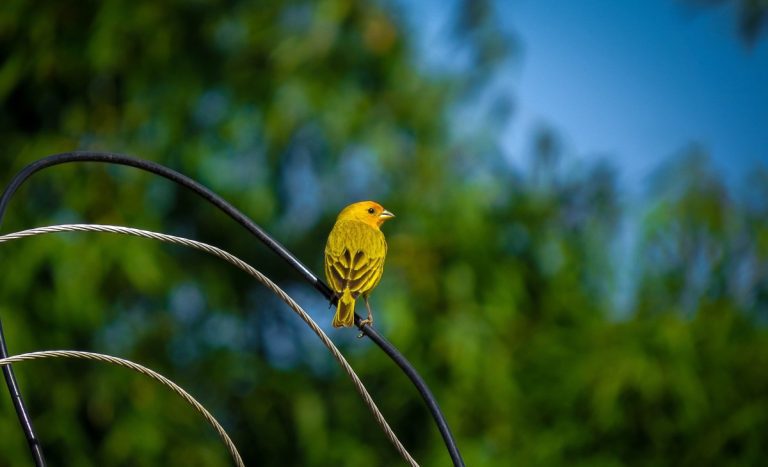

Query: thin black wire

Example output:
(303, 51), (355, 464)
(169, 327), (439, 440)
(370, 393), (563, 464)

(0, 152), (465, 467)
(0, 321), (45, 466)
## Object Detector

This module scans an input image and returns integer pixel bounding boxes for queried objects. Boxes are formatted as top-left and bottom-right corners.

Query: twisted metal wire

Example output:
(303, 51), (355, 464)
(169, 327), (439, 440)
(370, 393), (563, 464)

(0, 350), (244, 466)
(0, 224), (419, 467)
(0, 152), (464, 467)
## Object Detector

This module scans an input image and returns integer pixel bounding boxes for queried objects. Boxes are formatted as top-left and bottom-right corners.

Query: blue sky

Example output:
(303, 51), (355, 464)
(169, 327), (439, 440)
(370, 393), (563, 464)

(412, 0), (768, 195)
(405, 0), (768, 311)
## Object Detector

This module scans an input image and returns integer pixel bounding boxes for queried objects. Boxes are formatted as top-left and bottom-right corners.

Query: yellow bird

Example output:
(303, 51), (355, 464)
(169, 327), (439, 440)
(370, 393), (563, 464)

(324, 201), (395, 328)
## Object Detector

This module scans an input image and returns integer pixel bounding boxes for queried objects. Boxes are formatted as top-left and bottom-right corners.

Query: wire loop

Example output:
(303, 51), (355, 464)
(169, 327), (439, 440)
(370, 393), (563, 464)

(0, 153), (463, 466)
(0, 350), (244, 467)
(0, 224), (419, 466)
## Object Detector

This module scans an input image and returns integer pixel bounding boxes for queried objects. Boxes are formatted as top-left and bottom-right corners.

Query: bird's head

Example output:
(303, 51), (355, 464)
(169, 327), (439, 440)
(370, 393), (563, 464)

(337, 201), (395, 228)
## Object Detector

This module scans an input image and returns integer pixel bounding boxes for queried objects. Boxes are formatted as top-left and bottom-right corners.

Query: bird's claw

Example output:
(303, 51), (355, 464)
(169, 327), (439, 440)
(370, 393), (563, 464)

(357, 318), (373, 338)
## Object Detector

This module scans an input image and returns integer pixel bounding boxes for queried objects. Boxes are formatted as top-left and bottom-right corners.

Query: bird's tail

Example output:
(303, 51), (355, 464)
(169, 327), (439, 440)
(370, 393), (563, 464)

(332, 289), (355, 328)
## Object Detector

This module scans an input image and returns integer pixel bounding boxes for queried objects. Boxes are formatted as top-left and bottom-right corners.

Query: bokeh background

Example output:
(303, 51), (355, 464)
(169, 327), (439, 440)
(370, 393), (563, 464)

(1, 0), (767, 465)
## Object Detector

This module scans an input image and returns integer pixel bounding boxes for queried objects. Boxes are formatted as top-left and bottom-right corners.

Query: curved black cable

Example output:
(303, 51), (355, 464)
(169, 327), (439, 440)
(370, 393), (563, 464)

(0, 322), (45, 466)
(0, 152), (465, 467)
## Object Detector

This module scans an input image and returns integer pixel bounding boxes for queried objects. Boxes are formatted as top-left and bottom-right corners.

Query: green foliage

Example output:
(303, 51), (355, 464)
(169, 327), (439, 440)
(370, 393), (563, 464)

(1, 1), (767, 466)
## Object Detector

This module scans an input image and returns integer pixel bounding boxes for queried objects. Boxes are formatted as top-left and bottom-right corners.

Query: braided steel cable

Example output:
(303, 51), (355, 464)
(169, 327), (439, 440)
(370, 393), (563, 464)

(0, 224), (419, 467)
(0, 153), (463, 467)
(0, 350), (244, 467)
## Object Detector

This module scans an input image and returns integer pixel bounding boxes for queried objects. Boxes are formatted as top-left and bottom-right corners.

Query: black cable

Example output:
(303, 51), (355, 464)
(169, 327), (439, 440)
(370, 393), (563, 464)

(0, 152), (465, 467)
(358, 322), (464, 466)
(0, 321), (45, 466)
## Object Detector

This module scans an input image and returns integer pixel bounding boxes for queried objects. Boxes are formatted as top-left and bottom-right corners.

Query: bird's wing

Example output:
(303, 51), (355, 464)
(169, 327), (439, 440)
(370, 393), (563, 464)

(325, 221), (387, 297)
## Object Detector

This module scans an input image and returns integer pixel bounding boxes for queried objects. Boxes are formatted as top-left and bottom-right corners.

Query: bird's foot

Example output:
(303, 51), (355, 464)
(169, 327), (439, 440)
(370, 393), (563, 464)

(357, 318), (373, 338)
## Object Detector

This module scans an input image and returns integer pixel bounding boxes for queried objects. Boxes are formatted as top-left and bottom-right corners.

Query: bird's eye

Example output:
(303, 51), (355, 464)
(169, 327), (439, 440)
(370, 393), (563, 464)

(367, 207), (375, 214)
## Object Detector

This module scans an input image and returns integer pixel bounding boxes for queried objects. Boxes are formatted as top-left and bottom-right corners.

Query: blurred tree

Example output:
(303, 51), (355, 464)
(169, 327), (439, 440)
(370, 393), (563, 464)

(0, 0), (767, 466)
(0, 0), (515, 465)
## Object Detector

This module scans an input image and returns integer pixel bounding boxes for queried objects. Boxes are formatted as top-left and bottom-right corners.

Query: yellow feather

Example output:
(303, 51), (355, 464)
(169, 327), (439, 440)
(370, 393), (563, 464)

(332, 289), (356, 327)
(324, 201), (394, 328)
